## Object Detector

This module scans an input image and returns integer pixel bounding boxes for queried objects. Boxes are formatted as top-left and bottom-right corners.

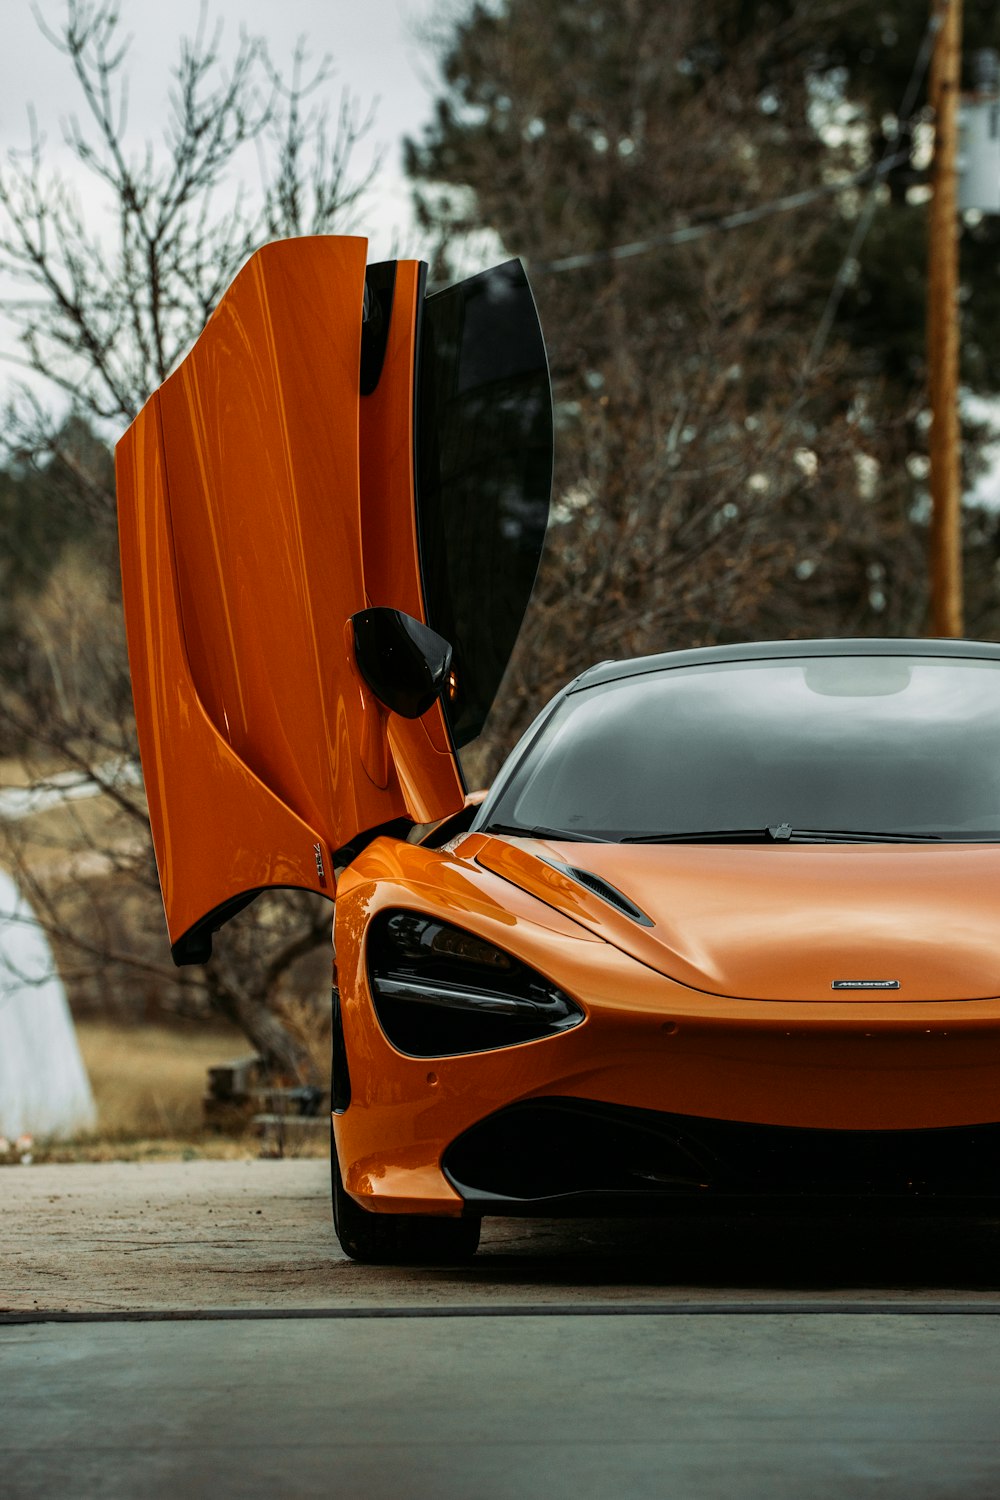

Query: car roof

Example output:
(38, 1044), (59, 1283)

(572, 637), (1000, 692)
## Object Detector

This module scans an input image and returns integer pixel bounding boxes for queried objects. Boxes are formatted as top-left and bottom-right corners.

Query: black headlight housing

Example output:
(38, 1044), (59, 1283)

(366, 909), (584, 1057)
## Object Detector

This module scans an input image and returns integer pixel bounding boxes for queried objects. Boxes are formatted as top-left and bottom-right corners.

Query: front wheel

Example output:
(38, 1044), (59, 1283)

(331, 1130), (481, 1266)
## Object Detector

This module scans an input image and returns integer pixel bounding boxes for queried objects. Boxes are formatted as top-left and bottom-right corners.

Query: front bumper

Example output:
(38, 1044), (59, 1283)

(332, 846), (1000, 1218)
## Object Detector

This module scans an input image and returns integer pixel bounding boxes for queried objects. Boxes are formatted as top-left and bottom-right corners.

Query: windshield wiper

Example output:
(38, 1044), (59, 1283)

(623, 827), (788, 844)
(623, 825), (944, 844)
(484, 822), (606, 844)
(782, 828), (942, 843)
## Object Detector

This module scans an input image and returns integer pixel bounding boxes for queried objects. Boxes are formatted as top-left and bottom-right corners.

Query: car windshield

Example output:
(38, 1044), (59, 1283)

(487, 655), (1000, 842)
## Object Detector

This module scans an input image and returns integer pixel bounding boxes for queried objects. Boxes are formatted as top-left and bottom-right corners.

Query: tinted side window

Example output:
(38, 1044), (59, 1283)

(415, 260), (552, 746)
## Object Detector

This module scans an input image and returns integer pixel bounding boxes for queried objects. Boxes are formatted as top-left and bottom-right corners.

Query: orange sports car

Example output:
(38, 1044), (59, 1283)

(118, 237), (1000, 1265)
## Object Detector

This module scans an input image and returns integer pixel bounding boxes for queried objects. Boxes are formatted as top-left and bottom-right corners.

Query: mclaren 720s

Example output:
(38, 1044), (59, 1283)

(118, 236), (1000, 1265)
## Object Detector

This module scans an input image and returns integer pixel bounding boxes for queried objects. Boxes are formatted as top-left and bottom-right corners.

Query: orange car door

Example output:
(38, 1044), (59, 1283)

(116, 237), (551, 964)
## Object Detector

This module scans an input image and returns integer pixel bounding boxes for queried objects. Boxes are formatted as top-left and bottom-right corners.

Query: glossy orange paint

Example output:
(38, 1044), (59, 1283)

(116, 389), (328, 949)
(476, 836), (1000, 1001)
(331, 832), (1000, 1216)
(359, 261), (425, 623)
(357, 258), (463, 791)
(116, 237), (464, 955)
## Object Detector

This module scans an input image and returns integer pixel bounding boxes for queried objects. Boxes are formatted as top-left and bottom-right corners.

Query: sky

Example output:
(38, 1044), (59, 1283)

(4, 2), (997, 507)
(0, 0), (443, 252)
(0, 0), (449, 408)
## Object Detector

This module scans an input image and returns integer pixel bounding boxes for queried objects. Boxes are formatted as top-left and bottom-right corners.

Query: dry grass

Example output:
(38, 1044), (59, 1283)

(23, 1021), (328, 1163)
(33, 1135), (264, 1164)
(78, 1021), (243, 1137)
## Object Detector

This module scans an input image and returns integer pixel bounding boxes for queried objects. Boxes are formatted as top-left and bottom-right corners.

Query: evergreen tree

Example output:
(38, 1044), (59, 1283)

(407, 0), (1000, 772)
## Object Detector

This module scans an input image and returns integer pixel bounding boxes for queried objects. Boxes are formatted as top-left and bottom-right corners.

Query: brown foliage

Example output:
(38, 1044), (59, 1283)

(409, 0), (970, 777)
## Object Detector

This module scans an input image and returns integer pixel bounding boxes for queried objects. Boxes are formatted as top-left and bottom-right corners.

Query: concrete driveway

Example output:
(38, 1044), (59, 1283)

(5, 1158), (1000, 1312)
(4, 1161), (1000, 1498)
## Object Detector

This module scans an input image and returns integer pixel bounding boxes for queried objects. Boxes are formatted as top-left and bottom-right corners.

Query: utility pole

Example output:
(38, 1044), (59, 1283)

(928, 0), (963, 637)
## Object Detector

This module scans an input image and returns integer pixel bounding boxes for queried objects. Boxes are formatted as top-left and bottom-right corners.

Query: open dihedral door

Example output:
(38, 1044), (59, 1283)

(117, 237), (552, 964)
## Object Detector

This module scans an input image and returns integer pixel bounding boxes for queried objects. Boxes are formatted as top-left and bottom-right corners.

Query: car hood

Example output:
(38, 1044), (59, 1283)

(474, 836), (1000, 1001)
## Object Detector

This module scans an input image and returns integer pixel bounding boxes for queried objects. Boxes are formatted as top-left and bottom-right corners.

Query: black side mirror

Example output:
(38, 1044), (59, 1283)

(351, 608), (453, 719)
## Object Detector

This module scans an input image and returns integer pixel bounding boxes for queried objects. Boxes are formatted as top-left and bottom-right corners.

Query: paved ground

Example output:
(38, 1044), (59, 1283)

(4, 1159), (1000, 1312)
(6, 1312), (1000, 1498)
(5, 1162), (1000, 1497)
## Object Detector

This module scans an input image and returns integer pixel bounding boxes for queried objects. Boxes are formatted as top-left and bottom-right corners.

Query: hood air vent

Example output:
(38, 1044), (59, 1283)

(541, 857), (654, 928)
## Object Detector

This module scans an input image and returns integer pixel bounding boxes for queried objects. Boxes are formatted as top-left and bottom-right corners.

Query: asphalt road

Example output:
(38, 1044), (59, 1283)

(4, 1161), (1000, 1497)
(5, 1311), (1000, 1498)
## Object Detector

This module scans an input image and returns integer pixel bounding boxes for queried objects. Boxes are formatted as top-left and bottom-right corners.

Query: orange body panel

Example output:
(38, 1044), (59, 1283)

(357, 259), (463, 793)
(332, 834), (1000, 1215)
(116, 238), (464, 952)
(359, 261), (426, 621)
(477, 837), (1000, 1001)
(116, 393), (330, 944)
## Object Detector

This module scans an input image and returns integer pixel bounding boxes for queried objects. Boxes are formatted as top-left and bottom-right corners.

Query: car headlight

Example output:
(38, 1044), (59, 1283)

(366, 909), (584, 1057)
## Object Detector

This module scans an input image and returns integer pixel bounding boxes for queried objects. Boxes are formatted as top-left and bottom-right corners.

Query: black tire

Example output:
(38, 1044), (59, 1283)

(331, 1128), (481, 1266)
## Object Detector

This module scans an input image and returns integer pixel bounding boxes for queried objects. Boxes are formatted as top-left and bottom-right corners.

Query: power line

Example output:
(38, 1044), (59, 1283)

(530, 155), (908, 276)
(529, 6), (944, 293)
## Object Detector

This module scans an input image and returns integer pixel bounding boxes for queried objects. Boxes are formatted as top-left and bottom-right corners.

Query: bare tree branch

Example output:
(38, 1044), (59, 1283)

(0, 0), (376, 1079)
(1, 0), (379, 428)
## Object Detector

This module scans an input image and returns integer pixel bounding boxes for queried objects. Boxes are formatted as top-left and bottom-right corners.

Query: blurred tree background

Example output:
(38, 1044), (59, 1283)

(407, 0), (1000, 778)
(4, 0), (1000, 1080)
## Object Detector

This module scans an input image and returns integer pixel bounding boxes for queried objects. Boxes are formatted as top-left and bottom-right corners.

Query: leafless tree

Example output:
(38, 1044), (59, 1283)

(0, 0), (380, 1080)
(1, 0), (377, 427)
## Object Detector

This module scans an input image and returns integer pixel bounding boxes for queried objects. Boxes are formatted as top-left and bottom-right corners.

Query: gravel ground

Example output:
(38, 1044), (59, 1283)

(5, 1159), (1000, 1313)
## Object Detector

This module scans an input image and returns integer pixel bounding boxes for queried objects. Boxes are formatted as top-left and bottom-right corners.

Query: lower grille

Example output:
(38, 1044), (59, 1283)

(442, 1098), (1000, 1212)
